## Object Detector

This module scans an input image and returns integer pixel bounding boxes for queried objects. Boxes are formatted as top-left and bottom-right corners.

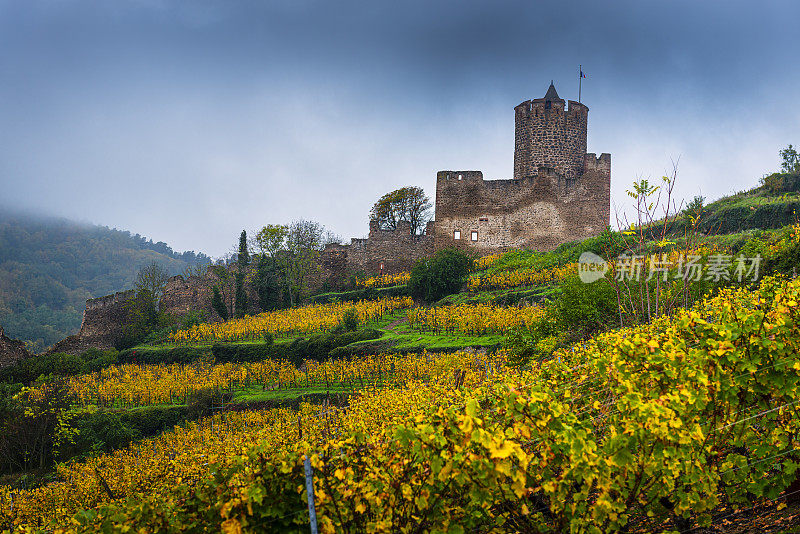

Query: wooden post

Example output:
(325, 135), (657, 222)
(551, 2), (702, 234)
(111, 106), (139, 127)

(304, 455), (319, 534)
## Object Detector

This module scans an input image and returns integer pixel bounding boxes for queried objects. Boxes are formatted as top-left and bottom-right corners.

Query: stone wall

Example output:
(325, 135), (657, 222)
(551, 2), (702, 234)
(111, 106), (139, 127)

(433, 153), (610, 254)
(162, 267), (264, 321)
(514, 99), (588, 182)
(435, 84), (610, 255)
(47, 290), (136, 354)
(161, 273), (217, 318)
(320, 220), (435, 281)
(0, 325), (31, 369)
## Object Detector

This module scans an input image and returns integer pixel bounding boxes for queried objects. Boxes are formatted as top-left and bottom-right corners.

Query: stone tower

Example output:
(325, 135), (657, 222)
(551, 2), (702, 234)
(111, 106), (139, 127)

(513, 82), (589, 184)
(433, 81), (610, 254)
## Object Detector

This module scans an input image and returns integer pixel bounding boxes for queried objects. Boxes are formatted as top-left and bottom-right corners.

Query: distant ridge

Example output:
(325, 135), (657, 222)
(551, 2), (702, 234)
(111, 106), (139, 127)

(0, 209), (210, 351)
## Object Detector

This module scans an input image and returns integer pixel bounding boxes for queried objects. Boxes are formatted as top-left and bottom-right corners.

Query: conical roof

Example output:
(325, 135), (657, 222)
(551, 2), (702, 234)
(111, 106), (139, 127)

(543, 81), (562, 102)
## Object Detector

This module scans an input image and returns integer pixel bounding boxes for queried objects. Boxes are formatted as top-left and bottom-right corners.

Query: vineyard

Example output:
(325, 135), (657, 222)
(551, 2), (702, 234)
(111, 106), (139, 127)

(20, 351), (499, 409)
(4, 218), (800, 532)
(407, 303), (545, 335)
(3, 275), (800, 531)
(170, 297), (413, 343)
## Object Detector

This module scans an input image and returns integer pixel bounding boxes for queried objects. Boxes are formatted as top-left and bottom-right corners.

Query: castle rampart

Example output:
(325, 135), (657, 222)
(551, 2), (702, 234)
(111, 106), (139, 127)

(320, 220), (434, 283)
(436, 82), (610, 254)
(47, 81), (611, 354)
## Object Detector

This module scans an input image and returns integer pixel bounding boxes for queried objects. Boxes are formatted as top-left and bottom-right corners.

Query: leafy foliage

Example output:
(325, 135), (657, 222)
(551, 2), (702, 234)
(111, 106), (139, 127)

(0, 211), (209, 350)
(369, 186), (432, 235)
(408, 248), (473, 302)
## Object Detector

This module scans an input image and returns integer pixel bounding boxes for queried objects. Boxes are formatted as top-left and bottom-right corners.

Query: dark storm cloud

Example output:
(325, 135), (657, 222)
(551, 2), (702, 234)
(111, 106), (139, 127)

(1, 0), (798, 256)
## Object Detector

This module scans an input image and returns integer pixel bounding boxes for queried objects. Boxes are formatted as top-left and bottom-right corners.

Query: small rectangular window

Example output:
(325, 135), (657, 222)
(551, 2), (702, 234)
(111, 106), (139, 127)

(471, 231), (478, 242)
(453, 230), (461, 240)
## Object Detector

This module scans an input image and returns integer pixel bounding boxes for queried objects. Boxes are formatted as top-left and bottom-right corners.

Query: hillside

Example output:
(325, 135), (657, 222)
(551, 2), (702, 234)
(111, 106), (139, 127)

(668, 171), (800, 236)
(4, 173), (800, 531)
(0, 210), (210, 351)
(3, 213), (800, 530)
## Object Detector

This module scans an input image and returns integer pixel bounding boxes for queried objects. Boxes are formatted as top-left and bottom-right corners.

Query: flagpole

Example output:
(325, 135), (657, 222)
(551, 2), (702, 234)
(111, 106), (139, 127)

(578, 64), (582, 103)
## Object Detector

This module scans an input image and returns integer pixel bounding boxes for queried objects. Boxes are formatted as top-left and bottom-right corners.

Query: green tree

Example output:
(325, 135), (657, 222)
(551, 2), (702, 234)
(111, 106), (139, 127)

(408, 248), (473, 302)
(253, 255), (283, 311)
(252, 224), (288, 258)
(118, 262), (171, 348)
(234, 230), (250, 318)
(780, 144), (800, 173)
(208, 265), (234, 320)
(283, 220), (327, 306)
(370, 186), (432, 235)
(132, 261), (170, 321)
(211, 286), (228, 321)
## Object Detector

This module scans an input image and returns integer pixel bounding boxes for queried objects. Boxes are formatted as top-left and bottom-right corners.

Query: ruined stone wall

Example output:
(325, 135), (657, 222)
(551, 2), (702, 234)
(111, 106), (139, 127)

(0, 325), (31, 368)
(514, 99), (588, 181)
(47, 290), (136, 354)
(433, 153), (610, 254)
(162, 273), (217, 318)
(162, 266), (264, 321)
(320, 220), (435, 282)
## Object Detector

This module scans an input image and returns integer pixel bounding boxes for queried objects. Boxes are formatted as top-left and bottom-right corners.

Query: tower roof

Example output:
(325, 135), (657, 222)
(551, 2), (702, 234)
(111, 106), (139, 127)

(543, 81), (563, 102)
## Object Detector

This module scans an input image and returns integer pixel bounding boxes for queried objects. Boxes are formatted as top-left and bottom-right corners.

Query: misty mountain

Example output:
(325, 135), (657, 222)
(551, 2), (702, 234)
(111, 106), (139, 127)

(0, 209), (210, 352)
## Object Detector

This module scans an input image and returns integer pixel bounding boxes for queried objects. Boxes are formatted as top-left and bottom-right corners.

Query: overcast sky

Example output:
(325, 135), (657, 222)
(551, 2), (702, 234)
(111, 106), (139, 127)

(1, 0), (798, 257)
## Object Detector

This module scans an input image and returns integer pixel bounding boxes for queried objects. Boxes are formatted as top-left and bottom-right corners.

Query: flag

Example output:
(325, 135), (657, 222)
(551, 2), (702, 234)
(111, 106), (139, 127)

(580, 70), (586, 79)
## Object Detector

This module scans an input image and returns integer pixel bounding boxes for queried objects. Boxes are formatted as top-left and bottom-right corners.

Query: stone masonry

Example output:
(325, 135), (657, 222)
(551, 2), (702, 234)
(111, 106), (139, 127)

(0, 325), (31, 369)
(49, 81), (611, 354)
(47, 290), (136, 354)
(433, 82), (610, 254)
(320, 220), (434, 280)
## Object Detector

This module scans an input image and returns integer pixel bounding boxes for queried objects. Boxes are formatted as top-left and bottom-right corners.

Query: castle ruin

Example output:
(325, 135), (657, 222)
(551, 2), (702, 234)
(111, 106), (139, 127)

(47, 82), (611, 354)
(433, 82), (610, 254)
(325, 81), (610, 271)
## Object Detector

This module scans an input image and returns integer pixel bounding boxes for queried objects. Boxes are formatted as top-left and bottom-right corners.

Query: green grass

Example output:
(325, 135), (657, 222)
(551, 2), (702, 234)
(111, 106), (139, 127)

(230, 384), (358, 404)
(344, 328), (504, 353)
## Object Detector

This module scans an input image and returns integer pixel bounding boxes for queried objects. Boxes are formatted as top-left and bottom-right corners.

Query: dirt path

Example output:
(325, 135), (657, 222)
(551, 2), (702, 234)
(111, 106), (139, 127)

(384, 317), (408, 331)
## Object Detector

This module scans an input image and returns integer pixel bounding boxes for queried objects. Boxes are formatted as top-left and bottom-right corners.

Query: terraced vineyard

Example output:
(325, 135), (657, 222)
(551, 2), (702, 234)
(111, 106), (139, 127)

(4, 215), (800, 532)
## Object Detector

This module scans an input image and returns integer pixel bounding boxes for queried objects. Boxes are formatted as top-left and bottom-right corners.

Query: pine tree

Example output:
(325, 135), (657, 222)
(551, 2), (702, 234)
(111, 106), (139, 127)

(211, 286), (228, 321)
(234, 230), (249, 318)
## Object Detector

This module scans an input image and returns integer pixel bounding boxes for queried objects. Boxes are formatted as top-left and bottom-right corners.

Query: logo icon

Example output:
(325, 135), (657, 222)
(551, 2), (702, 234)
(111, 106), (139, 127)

(578, 252), (608, 283)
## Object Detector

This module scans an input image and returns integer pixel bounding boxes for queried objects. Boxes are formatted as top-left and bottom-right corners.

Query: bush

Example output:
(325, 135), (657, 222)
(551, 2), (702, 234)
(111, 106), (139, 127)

(339, 308), (360, 332)
(408, 248), (473, 302)
(211, 343), (277, 363)
(503, 275), (618, 365)
(552, 275), (619, 337)
(53, 410), (137, 462)
(119, 346), (209, 365)
(0, 349), (119, 385)
(53, 405), (191, 463)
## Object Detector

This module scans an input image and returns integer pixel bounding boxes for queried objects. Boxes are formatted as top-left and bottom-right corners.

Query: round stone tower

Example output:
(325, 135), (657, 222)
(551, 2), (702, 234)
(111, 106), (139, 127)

(513, 82), (588, 183)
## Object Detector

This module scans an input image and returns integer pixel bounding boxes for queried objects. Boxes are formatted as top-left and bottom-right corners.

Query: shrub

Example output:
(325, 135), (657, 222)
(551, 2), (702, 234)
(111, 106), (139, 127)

(552, 275), (619, 337)
(339, 308), (360, 332)
(0, 349), (119, 385)
(119, 346), (209, 366)
(761, 172), (786, 193)
(53, 405), (191, 464)
(408, 248), (473, 302)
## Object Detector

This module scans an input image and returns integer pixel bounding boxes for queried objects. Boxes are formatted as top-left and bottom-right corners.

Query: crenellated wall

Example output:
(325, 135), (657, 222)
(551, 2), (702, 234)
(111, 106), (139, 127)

(320, 220), (435, 282)
(435, 83), (610, 254)
(434, 153), (610, 254)
(48, 83), (610, 354)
